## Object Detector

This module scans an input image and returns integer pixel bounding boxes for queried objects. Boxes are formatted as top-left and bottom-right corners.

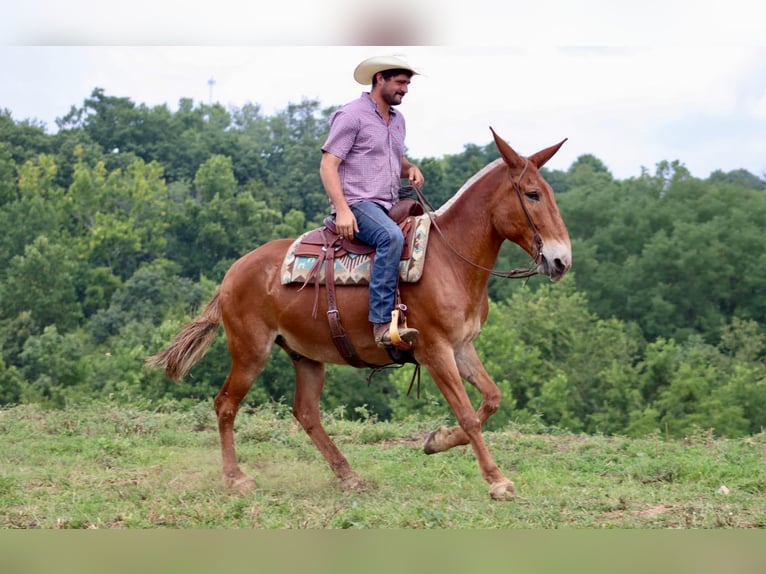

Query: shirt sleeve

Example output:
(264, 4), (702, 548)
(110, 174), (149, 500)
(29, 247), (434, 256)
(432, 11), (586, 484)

(321, 110), (358, 161)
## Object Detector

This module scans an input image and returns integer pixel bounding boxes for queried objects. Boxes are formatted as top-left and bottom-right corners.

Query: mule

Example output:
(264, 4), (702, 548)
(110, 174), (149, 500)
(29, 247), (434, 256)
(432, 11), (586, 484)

(148, 128), (572, 501)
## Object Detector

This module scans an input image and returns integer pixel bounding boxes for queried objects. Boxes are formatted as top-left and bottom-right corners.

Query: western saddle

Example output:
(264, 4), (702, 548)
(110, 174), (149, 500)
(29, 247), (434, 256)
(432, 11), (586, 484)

(293, 197), (425, 367)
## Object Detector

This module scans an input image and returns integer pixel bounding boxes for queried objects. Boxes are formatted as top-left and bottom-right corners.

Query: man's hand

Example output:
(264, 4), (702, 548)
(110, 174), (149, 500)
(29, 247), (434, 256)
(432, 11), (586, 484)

(335, 207), (358, 240)
(403, 162), (425, 190)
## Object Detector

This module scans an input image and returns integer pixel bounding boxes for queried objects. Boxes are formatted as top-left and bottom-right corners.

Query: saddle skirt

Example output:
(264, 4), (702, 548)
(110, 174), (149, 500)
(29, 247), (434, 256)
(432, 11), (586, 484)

(280, 200), (432, 286)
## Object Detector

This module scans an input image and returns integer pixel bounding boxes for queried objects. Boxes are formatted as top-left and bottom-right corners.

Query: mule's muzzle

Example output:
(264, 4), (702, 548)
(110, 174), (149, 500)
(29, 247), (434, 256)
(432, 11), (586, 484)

(538, 244), (571, 282)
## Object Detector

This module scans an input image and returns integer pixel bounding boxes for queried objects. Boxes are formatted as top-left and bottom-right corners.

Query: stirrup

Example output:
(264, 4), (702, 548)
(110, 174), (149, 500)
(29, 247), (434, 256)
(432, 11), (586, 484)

(389, 308), (416, 350)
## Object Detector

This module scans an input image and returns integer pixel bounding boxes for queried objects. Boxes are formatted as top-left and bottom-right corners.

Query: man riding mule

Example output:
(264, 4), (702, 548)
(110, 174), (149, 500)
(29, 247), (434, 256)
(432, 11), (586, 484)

(320, 55), (425, 348)
(148, 109), (572, 499)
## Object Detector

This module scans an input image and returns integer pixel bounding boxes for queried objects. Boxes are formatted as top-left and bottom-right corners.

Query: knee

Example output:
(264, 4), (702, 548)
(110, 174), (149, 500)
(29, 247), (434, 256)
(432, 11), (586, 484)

(384, 227), (405, 251)
(214, 394), (237, 421)
(457, 414), (482, 433)
(485, 388), (502, 414)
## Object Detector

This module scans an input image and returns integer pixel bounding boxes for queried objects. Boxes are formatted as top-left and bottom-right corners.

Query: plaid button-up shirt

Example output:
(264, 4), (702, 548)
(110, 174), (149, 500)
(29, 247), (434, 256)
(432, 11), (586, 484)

(321, 92), (406, 212)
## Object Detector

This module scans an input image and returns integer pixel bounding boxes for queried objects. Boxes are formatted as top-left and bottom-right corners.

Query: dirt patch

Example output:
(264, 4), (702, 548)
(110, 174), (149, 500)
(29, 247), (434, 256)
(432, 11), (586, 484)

(599, 503), (674, 523)
(635, 503), (674, 517)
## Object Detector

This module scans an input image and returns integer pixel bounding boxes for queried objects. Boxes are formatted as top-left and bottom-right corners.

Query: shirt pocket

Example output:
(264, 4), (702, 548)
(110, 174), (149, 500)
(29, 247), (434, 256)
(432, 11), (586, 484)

(389, 122), (405, 158)
(355, 122), (390, 155)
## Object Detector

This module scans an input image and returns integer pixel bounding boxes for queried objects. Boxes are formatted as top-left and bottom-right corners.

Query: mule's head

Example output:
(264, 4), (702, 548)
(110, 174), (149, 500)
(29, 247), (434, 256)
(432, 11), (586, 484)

(490, 128), (572, 281)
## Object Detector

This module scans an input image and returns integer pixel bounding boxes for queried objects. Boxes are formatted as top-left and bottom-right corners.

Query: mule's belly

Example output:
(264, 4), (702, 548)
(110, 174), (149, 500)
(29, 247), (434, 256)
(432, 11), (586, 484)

(274, 284), (392, 365)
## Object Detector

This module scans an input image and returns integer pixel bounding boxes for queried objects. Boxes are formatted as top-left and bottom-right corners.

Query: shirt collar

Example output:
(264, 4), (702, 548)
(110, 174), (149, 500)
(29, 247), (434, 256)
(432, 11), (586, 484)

(362, 92), (397, 118)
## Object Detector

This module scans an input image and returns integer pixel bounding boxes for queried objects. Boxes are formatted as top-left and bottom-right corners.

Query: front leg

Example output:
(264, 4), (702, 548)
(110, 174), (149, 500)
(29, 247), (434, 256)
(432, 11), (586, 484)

(424, 343), (502, 455)
(422, 344), (515, 501)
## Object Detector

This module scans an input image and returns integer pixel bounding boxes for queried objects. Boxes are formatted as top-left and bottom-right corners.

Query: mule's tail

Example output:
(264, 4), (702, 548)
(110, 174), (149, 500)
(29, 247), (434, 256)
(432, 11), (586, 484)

(146, 291), (222, 381)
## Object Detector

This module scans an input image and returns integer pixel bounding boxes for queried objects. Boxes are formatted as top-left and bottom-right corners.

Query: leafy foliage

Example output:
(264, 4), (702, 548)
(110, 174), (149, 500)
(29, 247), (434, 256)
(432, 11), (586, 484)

(1, 88), (765, 438)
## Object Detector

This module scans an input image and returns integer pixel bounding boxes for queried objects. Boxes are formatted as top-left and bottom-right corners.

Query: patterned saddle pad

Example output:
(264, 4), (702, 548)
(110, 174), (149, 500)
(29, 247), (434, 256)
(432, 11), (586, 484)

(280, 213), (431, 286)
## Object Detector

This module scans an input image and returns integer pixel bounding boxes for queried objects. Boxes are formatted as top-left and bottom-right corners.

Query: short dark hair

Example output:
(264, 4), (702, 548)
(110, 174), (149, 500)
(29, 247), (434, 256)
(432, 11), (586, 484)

(372, 68), (414, 87)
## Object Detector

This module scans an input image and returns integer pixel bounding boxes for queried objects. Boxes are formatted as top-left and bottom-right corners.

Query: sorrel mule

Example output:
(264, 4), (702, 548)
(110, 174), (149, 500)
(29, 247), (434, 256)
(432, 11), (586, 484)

(148, 128), (572, 501)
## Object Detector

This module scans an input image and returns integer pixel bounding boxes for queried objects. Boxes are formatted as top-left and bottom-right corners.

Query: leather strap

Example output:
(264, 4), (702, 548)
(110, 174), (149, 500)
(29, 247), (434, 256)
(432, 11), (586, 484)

(412, 184), (540, 279)
(321, 230), (373, 368)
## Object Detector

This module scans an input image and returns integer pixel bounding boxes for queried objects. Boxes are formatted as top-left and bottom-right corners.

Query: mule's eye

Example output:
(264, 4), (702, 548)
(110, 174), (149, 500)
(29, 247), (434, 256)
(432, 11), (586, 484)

(525, 190), (541, 202)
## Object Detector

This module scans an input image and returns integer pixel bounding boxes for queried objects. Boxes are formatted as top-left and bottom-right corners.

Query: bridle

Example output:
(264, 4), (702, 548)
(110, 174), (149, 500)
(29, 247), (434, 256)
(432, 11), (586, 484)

(414, 158), (544, 279)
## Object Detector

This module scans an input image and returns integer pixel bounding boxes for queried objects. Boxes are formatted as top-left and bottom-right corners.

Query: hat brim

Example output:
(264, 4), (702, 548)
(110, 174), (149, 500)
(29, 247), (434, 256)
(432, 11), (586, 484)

(353, 56), (418, 85)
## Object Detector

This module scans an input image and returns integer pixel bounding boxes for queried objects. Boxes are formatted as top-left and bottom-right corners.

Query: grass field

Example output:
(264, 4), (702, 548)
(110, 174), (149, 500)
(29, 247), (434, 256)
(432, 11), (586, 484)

(1, 400), (765, 529)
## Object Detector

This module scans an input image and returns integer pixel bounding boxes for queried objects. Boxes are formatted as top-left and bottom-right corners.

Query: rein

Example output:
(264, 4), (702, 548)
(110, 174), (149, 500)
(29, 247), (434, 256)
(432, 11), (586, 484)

(413, 159), (543, 279)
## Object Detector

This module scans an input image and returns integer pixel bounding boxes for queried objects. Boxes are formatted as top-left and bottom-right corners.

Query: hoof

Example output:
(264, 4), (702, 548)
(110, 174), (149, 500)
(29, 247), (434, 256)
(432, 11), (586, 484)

(423, 426), (449, 455)
(339, 473), (372, 492)
(226, 473), (256, 494)
(489, 480), (516, 501)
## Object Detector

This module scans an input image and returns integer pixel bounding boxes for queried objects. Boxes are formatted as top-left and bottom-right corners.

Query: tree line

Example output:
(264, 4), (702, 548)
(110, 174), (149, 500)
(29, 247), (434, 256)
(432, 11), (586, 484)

(1, 88), (765, 438)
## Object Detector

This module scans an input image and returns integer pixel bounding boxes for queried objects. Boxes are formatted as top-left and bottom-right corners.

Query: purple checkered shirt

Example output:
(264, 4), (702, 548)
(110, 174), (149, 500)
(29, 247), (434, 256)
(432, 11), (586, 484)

(321, 92), (406, 212)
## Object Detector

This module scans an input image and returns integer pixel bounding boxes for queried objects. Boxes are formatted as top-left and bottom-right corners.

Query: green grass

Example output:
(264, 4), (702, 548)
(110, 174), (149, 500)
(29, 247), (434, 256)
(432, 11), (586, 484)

(1, 401), (764, 529)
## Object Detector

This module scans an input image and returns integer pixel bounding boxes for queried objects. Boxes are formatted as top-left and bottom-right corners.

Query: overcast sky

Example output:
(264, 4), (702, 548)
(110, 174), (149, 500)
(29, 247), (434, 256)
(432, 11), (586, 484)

(2, 1), (764, 181)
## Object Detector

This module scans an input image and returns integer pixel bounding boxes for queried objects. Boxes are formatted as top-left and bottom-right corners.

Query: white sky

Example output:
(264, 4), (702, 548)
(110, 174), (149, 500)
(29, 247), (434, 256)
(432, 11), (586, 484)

(1, 1), (764, 180)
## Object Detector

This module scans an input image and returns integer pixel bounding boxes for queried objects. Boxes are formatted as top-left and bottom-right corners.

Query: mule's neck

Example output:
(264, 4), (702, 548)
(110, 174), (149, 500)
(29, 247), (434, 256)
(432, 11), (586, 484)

(433, 159), (508, 277)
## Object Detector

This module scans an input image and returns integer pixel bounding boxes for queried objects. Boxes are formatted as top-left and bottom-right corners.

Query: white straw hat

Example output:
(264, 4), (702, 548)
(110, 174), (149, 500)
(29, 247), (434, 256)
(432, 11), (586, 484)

(353, 55), (419, 85)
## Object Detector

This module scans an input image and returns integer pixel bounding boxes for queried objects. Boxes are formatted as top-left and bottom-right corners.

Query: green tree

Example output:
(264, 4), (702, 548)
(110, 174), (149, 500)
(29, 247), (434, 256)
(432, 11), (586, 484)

(0, 143), (18, 206)
(0, 194), (62, 283)
(165, 185), (284, 280)
(0, 236), (83, 332)
(0, 111), (51, 165)
(260, 99), (331, 222)
(89, 258), (206, 344)
(707, 168), (766, 191)
(162, 97), (210, 182)
(17, 325), (87, 407)
(60, 88), (139, 154)
(0, 355), (22, 405)
(560, 158), (766, 343)
(467, 279), (645, 432)
(193, 154), (237, 202)
(79, 159), (170, 278)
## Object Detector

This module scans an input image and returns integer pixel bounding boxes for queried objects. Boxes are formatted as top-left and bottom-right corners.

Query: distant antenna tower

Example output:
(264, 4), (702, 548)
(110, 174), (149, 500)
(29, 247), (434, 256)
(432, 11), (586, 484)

(207, 77), (216, 104)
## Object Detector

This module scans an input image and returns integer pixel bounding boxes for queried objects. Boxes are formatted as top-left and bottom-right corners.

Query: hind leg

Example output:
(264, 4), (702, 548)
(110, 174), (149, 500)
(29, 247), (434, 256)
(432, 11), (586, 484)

(291, 357), (366, 490)
(214, 337), (273, 493)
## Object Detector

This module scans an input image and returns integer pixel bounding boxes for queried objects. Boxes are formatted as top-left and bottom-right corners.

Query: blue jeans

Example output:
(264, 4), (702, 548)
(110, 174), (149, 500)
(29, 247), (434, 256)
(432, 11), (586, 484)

(350, 201), (405, 324)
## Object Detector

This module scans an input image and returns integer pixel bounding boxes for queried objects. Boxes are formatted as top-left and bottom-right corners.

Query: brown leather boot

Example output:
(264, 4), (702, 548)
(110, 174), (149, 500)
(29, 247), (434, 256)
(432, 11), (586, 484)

(373, 322), (419, 348)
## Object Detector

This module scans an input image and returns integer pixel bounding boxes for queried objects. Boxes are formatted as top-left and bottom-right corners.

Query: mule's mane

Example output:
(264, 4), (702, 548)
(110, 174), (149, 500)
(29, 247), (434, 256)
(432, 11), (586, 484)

(434, 158), (505, 216)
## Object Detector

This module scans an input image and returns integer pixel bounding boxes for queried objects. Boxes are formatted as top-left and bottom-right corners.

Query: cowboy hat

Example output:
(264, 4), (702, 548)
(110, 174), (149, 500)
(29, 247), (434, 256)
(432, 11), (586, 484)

(353, 55), (419, 85)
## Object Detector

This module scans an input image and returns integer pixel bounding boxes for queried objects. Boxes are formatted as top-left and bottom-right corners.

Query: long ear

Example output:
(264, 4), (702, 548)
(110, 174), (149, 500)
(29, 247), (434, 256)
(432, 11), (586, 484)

(529, 138), (568, 169)
(490, 127), (525, 170)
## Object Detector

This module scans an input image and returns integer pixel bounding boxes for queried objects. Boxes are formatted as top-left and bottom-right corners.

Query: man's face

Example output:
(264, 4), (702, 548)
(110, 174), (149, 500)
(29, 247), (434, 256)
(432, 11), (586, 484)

(379, 73), (411, 106)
